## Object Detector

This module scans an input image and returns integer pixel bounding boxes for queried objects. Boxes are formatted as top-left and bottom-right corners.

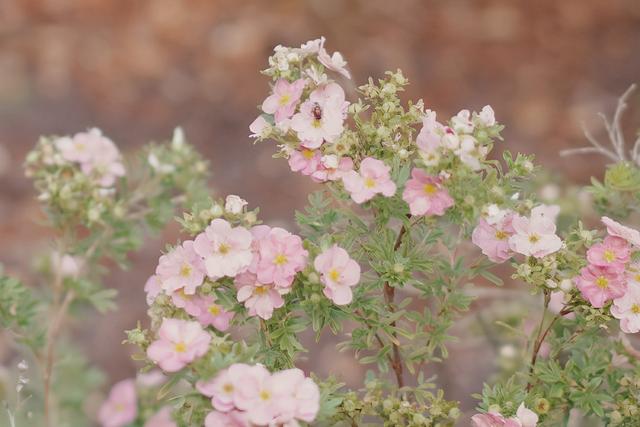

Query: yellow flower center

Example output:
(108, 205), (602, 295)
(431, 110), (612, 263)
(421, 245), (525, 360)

(180, 264), (192, 277)
(223, 383), (234, 393)
(364, 177), (376, 188)
(302, 149), (315, 159)
(328, 268), (340, 282)
(495, 230), (508, 240)
(254, 286), (268, 296)
(114, 403), (124, 412)
(208, 304), (221, 316)
(423, 183), (437, 195)
(595, 276), (609, 289)
(632, 304), (640, 314)
(528, 233), (540, 244)
(278, 94), (291, 106)
(603, 249), (616, 263)
(177, 289), (192, 300)
(174, 342), (187, 353)
(274, 254), (288, 266)
(259, 390), (271, 401)
(218, 243), (230, 254)
(312, 119), (322, 128)
(635, 274), (640, 282)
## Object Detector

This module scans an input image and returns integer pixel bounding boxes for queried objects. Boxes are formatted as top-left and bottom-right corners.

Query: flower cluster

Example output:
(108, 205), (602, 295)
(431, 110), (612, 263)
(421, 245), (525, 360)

(574, 217), (640, 333)
(196, 363), (320, 426)
(472, 204), (563, 263)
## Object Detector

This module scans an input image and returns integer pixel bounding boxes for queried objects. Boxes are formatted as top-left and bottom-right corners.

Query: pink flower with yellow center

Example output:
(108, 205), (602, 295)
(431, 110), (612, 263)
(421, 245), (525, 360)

(288, 148), (321, 176)
(156, 240), (205, 295)
(193, 219), (253, 279)
(602, 216), (640, 247)
(472, 213), (516, 263)
(98, 379), (137, 427)
(194, 295), (234, 332)
(251, 226), (308, 288)
(341, 157), (396, 204)
(586, 236), (630, 271)
(261, 78), (306, 123)
(314, 245), (361, 305)
(611, 284), (640, 333)
(291, 82), (348, 147)
(235, 272), (285, 320)
(402, 168), (454, 216)
(147, 318), (211, 372)
(508, 206), (563, 258)
(575, 264), (627, 308)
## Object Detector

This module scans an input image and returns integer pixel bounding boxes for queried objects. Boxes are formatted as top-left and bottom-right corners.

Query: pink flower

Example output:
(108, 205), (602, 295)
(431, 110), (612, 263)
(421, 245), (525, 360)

(170, 288), (202, 316)
(288, 149), (321, 176)
(98, 379), (137, 427)
(314, 245), (361, 305)
(576, 264), (627, 308)
(602, 216), (640, 247)
(586, 236), (630, 270)
(271, 368), (320, 424)
(508, 207), (563, 258)
(193, 219), (253, 279)
(261, 78), (306, 123)
(194, 295), (234, 331)
(252, 226), (308, 288)
(342, 157), (396, 204)
(235, 272), (285, 320)
(310, 155), (353, 182)
(144, 407), (176, 427)
(204, 410), (249, 427)
(249, 116), (270, 138)
(317, 37), (351, 79)
(472, 214), (515, 263)
(144, 275), (162, 305)
(402, 169), (454, 216)
(416, 110), (444, 153)
(611, 284), (640, 333)
(75, 129), (126, 187)
(197, 363), (248, 412)
(147, 318), (211, 372)
(232, 364), (284, 425)
(472, 404), (537, 427)
(156, 241), (205, 295)
(451, 109), (474, 134)
(291, 83), (347, 146)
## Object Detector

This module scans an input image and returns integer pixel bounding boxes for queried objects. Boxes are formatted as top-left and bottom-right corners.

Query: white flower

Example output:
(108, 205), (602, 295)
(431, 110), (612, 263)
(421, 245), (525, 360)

(516, 403), (539, 427)
(225, 195), (248, 214)
(477, 105), (496, 126)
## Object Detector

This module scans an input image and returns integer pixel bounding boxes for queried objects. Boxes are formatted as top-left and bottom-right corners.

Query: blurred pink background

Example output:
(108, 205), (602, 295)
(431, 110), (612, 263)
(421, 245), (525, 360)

(1, 0), (639, 423)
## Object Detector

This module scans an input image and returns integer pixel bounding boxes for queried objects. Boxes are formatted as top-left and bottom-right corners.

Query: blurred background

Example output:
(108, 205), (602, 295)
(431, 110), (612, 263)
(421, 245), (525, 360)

(1, 0), (639, 424)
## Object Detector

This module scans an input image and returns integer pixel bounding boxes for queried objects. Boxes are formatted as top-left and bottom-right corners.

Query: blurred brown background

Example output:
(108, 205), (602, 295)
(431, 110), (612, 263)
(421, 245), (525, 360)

(1, 0), (639, 423)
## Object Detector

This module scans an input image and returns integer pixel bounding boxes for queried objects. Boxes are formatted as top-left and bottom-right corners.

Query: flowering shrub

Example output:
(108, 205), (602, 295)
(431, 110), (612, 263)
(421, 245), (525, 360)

(2, 39), (640, 427)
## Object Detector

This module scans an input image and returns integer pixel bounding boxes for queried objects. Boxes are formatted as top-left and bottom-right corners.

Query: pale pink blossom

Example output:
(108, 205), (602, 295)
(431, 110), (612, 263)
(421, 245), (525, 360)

(508, 207), (563, 258)
(144, 275), (162, 305)
(76, 129), (126, 187)
(262, 78), (306, 122)
(204, 410), (249, 427)
(252, 227), (308, 288)
(196, 364), (249, 412)
(235, 272), (285, 320)
(144, 407), (176, 427)
(516, 403), (539, 427)
(291, 83), (347, 146)
(402, 169), (454, 216)
(249, 116), (270, 138)
(611, 284), (640, 333)
(194, 295), (234, 331)
(271, 369), (320, 424)
(472, 404), (537, 427)
(451, 109), (474, 134)
(477, 105), (496, 127)
(170, 288), (201, 316)
(156, 241), (205, 295)
(232, 364), (284, 425)
(575, 264), (627, 308)
(314, 245), (361, 305)
(472, 214), (515, 263)
(455, 135), (487, 171)
(98, 379), (137, 427)
(586, 236), (630, 271)
(193, 219), (253, 279)
(317, 38), (351, 79)
(224, 195), (248, 215)
(602, 216), (640, 247)
(342, 157), (396, 204)
(136, 370), (166, 388)
(311, 155), (353, 182)
(416, 110), (444, 153)
(147, 318), (211, 372)
(288, 149), (321, 176)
